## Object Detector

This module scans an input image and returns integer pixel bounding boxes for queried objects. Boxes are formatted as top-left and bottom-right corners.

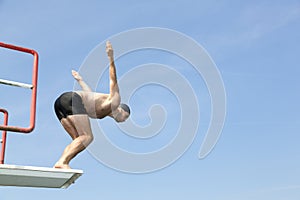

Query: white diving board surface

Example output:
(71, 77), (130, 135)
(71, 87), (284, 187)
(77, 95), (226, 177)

(0, 164), (83, 189)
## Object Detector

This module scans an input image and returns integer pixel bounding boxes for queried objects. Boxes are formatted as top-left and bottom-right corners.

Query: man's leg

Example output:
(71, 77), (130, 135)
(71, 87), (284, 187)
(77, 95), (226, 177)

(54, 114), (94, 169)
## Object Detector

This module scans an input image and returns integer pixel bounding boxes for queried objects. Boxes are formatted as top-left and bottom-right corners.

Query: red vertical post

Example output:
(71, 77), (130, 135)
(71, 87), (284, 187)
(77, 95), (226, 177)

(0, 109), (8, 164)
(28, 50), (39, 132)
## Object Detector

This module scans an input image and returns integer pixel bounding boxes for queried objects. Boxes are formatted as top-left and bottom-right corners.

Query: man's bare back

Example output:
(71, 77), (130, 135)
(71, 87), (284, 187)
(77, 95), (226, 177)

(75, 91), (112, 119)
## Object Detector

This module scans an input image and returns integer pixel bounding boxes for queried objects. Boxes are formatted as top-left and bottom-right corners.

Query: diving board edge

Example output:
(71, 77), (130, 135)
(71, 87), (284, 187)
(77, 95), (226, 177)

(0, 164), (83, 189)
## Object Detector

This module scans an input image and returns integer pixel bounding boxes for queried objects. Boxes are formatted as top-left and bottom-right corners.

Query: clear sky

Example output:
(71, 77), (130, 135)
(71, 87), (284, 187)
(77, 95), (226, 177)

(0, 0), (300, 199)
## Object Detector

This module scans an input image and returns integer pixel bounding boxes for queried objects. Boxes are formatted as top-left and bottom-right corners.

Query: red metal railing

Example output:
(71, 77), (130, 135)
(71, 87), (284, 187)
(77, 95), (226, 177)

(0, 109), (8, 164)
(0, 42), (39, 133)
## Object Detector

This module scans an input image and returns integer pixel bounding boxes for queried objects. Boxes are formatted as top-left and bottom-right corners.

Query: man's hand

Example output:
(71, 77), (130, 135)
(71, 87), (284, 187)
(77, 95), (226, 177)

(72, 70), (82, 81)
(106, 41), (114, 59)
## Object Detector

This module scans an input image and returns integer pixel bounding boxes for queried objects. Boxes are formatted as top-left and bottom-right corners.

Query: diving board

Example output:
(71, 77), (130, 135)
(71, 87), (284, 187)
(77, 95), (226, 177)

(0, 164), (83, 189)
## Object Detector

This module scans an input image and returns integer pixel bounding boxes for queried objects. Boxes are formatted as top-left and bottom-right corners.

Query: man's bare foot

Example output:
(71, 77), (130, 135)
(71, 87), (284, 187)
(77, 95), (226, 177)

(54, 163), (71, 169)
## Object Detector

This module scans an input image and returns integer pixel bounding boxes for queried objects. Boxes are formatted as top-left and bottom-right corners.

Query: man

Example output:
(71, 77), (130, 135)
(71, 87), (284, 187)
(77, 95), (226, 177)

(54, 41), (130, 169)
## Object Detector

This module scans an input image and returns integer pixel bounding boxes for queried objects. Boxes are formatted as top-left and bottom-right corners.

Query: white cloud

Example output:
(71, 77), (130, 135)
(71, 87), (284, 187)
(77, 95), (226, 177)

(239, 2), (300, 39)
(211, 2), (300, 47)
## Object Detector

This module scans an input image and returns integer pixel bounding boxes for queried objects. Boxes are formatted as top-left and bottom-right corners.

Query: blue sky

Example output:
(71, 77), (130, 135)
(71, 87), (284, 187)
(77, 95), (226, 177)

(0, 0), (300, 199)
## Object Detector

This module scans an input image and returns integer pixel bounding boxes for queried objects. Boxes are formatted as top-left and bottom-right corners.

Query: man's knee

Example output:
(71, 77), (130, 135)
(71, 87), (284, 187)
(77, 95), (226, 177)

(87, 134), (94, 144)
(81, 134), (94, 146)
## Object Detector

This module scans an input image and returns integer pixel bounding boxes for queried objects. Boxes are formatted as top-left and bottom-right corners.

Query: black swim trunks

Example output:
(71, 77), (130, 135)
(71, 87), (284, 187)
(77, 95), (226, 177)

(54, 92), (87, 120)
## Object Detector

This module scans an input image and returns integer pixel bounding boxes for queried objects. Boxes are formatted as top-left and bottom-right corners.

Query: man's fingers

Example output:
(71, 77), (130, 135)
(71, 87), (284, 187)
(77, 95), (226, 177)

(106, 41), (113, 50)
(71, 70), (81, 80)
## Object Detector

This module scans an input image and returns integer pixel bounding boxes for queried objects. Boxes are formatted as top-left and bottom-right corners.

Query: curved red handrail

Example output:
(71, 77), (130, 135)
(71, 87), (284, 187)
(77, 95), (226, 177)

(0, 42), (39, 133)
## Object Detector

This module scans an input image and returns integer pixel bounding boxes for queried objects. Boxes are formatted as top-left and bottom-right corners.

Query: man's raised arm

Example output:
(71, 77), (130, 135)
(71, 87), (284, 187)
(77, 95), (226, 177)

(72, 70), (92, 92)
(106, 41), (120, 101)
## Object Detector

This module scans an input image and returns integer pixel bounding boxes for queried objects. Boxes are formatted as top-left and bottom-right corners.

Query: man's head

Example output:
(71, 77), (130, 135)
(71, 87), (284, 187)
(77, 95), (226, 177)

(114, 103), (130, 122)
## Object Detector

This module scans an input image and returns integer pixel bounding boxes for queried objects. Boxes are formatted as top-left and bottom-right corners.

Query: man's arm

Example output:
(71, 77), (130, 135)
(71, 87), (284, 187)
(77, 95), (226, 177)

(72, 70), (92, 92)
(106, 41), (120, 107)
